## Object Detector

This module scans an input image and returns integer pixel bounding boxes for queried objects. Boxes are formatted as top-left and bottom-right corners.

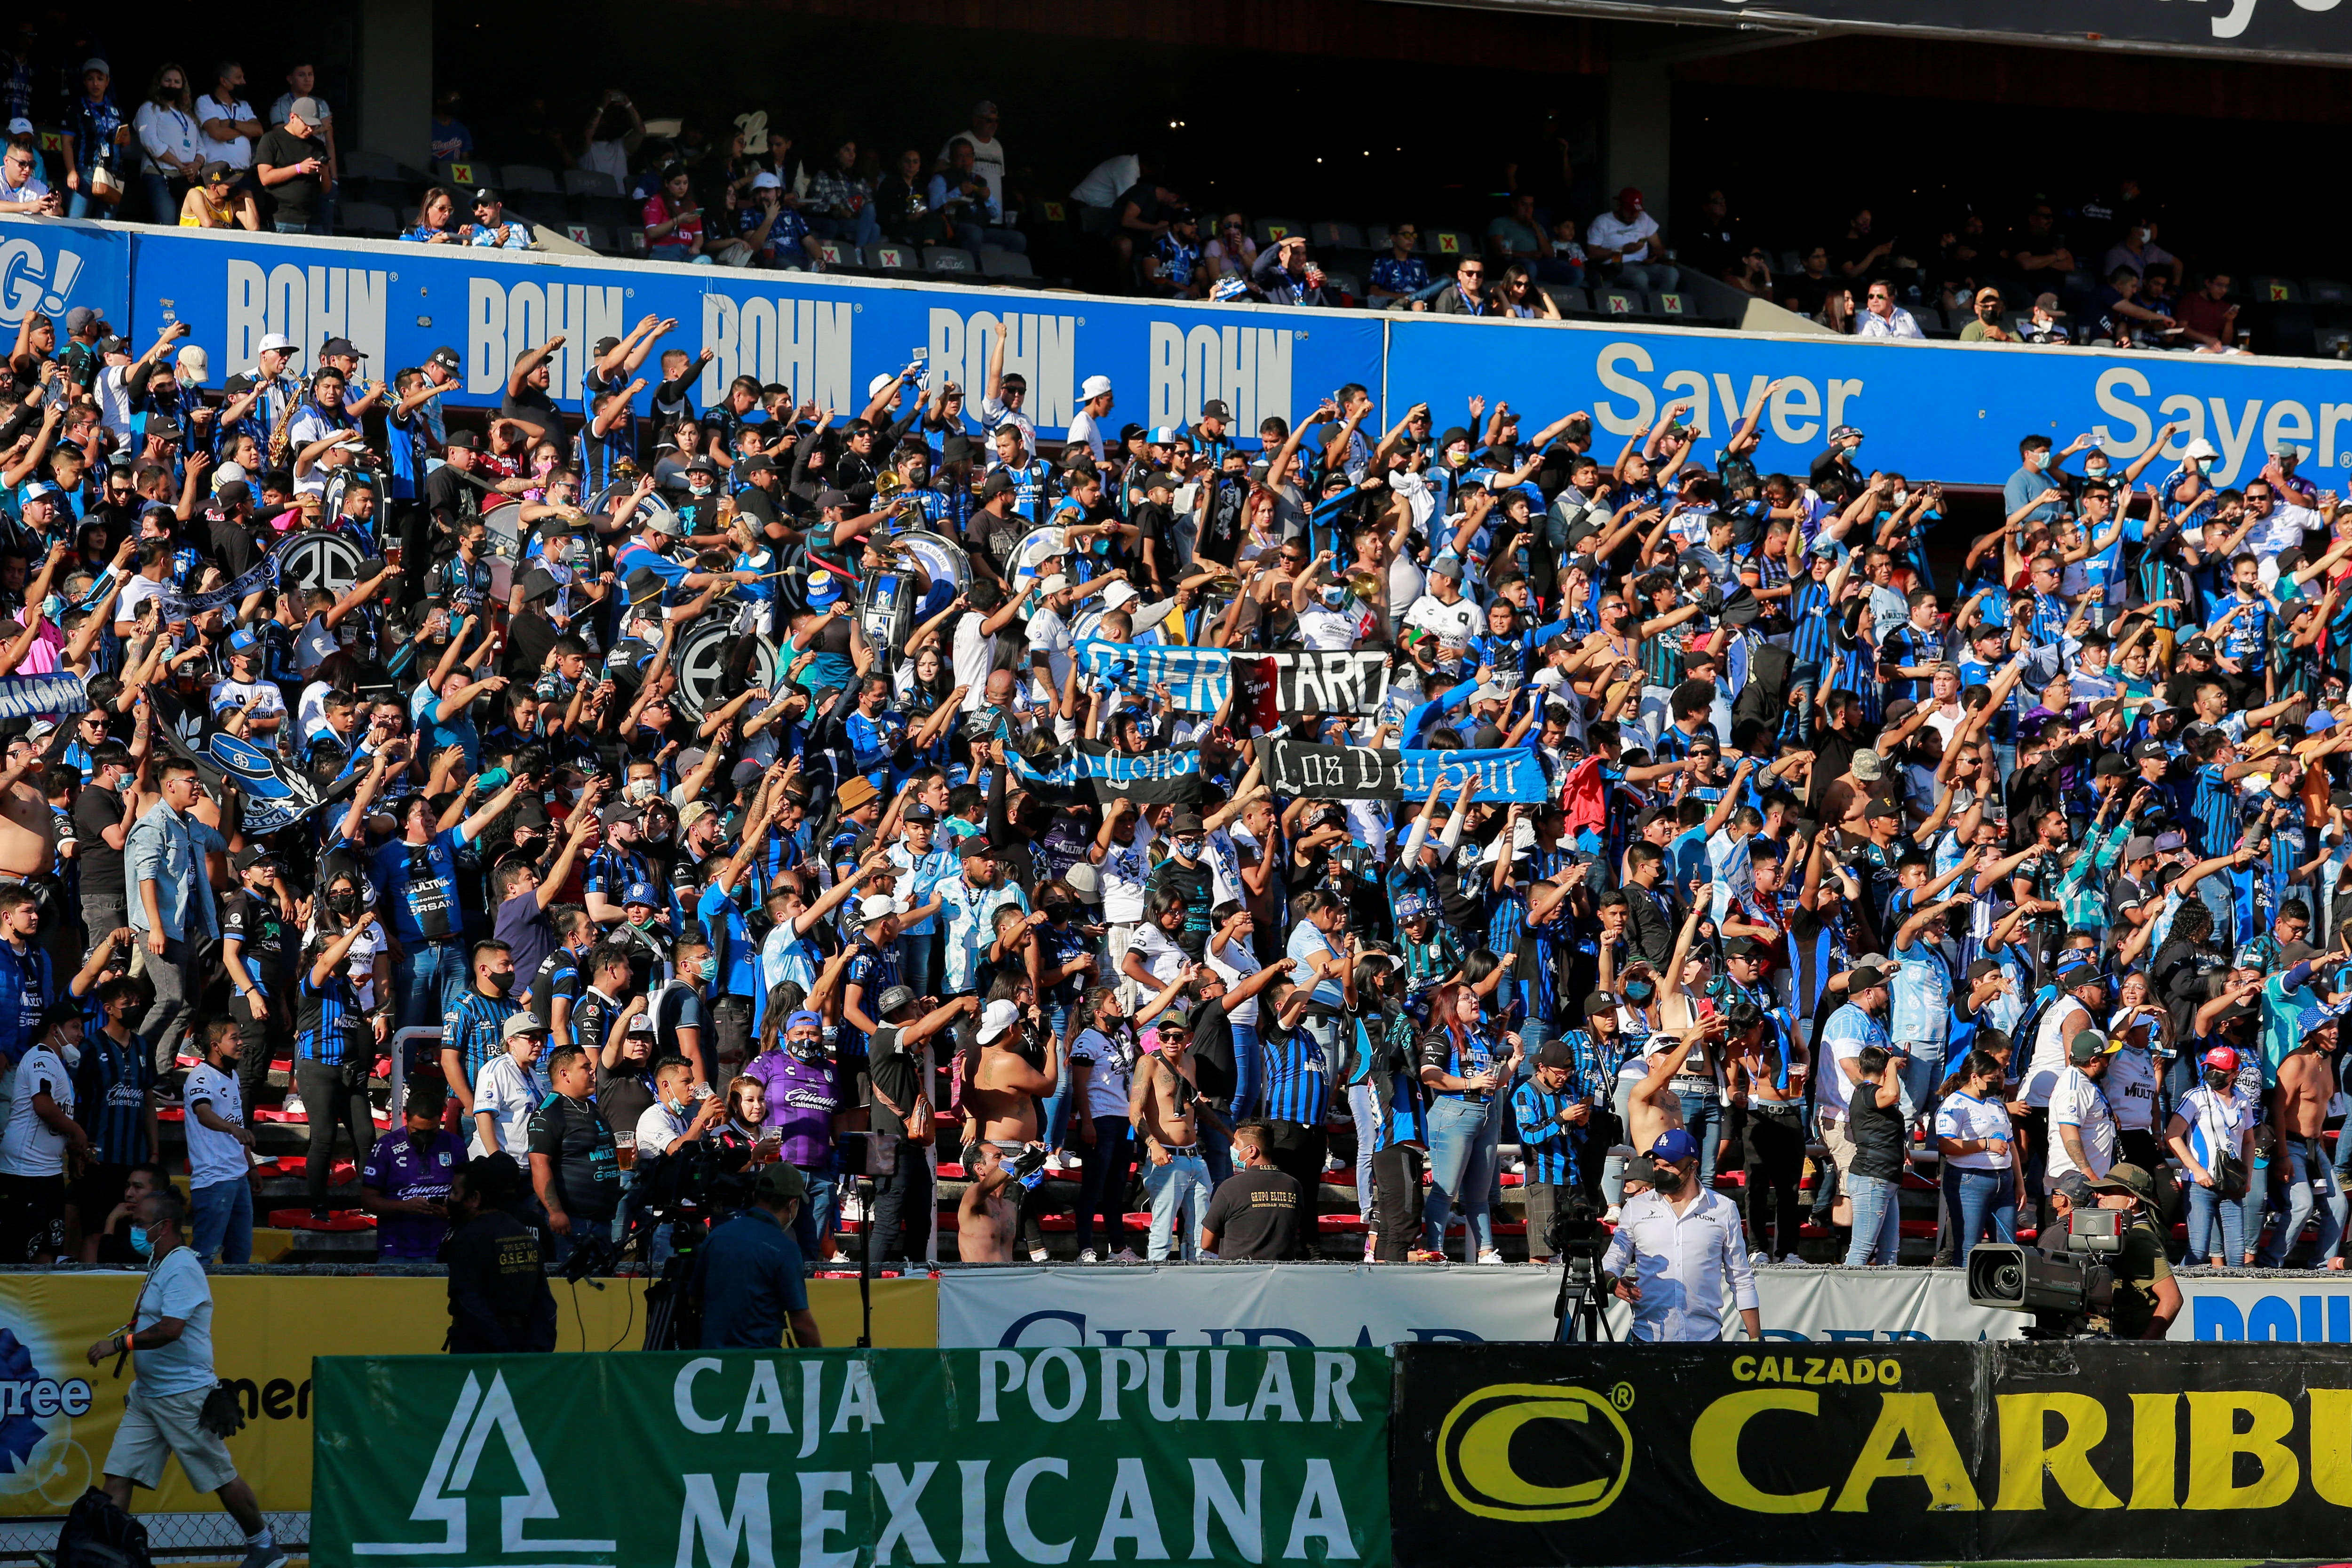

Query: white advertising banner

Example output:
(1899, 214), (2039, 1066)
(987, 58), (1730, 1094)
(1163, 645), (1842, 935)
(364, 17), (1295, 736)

(935, 1263), (2352, 1346)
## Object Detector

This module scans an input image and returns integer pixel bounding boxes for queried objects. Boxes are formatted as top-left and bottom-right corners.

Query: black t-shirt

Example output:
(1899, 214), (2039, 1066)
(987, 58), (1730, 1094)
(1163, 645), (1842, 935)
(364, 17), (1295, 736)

(254, 128), (328, 223)
(1188, 997), (1236, 1101)
(596, 1062), (655, 1138)
(501, 383), (562, 446)
(1201, 1168), (1303, 1259)
(73, 782), (126, 897)
(1112, 183), (1166, 230)
(867, 1023), (922, 1137)
(423, 464), (478, 539)
(221, 886), (293, 987)
(525, 1091), (619, 1220)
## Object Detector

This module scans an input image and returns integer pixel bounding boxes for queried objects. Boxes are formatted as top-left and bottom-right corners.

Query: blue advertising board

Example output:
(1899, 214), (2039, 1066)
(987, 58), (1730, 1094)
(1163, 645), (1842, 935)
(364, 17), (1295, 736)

(1383, 310), (2352, 491)
(0, 218), (129, 347)
(84, 222), (1381, 443)
(11, 215), (2352, 495)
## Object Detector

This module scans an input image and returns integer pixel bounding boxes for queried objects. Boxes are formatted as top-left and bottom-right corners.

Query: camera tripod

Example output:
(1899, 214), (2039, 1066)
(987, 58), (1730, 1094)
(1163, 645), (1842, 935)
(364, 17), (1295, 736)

(1553, 1249), (1617, 1343)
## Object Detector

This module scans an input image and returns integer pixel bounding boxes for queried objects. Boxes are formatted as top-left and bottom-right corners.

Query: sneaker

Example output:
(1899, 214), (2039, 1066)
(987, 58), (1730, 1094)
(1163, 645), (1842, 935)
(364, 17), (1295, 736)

(240, 1546), (290, 1568)
(1322, 1154), (1346, 1172)
(1407, 1248), (1446, 1264)
(1028, 1248), (1050, 1263)
(1076, 1248), (1099, 1263)
(1603, 1204), (1621, 1224)
(1111, 1248), (1142, 1263)
(1477, 1247), (1505, 1265)
(282, 1093), (306, 1118)
(1748, 1249), (1771, 1267)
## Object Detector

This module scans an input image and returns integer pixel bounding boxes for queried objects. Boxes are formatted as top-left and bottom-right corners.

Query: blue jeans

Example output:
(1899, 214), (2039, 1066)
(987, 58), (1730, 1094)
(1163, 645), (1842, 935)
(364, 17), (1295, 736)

(2268, 1138), (2347, 1267)
(1844, 1171), (1902, 1265)
(1143, 1153), (1210, 1259)
(1349, 1083), (1378, 1219)
(1039, 1003), (1074, 1153)
(1675, 1089), (1723, 1189)
(2187, 1178), (2244, 1265)
(1229, 1023), (1261, 1119)
(1941, 1165), (2015, 1266)
(142, 173), (180, 225)
(897, 932), (935, 1003)
(1607, 260), (1680, 294)
(813, 209), (881, 249)
(1897, 1039), (1947, 1118)
(396, 939), (467, 1063)
(793, 1167), (839, 1258)
(192, 1178), (253, 1265)
(274, 221), (323, 235)
(1423, 1096), (1497, 1259)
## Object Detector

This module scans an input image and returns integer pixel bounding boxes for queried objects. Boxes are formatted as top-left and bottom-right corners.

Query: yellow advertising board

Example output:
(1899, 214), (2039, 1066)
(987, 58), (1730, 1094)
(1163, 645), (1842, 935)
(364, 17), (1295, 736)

(0, 1273), (936, 1514)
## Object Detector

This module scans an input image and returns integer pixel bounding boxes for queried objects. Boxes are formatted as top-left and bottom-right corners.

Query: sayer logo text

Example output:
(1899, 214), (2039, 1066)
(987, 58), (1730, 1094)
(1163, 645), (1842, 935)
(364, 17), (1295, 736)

(352, 1370), (612, 1560)
(0, 236), (86, 326)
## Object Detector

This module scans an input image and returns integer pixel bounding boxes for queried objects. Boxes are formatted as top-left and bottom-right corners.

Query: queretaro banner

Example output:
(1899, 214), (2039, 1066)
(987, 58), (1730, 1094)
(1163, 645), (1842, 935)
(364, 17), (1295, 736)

(92, 223), (1382, 445)
(1269, 650), (1390, 716)
(1009, 738), (1203, 804)
(18, 216), (2352, 489)
(1392, 1340), (2352, 1564)
(1075, 638), (1233, 713)
(311, 1348), (1390, 1568)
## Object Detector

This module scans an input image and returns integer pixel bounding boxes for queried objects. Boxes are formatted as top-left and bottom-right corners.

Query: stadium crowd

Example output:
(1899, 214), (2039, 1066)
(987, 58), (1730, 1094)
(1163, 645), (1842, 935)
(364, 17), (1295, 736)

(0, 45), (2280, 348)
(6, 118), (2352, 1280)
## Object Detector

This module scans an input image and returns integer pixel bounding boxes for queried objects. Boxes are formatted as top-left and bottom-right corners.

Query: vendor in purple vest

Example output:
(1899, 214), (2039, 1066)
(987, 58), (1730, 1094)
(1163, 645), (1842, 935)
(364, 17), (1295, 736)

(744, 1010), (842, 1262)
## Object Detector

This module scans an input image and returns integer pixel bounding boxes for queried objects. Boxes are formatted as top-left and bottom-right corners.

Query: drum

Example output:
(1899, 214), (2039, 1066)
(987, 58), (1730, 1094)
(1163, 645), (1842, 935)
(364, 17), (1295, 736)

(1007, 526), (1066, 597)
(482, 498), (522, 600)
(274, 529), (367, 598)
(886, 528), (972, 619)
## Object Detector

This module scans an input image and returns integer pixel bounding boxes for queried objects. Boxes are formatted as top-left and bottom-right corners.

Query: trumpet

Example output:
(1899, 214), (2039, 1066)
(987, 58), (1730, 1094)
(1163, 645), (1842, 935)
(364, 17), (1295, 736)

(873, 470), (906, 503)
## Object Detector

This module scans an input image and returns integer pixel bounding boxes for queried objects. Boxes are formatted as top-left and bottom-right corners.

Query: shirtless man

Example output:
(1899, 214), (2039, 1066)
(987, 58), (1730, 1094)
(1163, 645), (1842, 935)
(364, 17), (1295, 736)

(1129, 1005), (1226, 1261)
(960, 996), (1057, 1261)
(956, 1142), (1018, 1262)
(2271, 1012), (2347, 1269)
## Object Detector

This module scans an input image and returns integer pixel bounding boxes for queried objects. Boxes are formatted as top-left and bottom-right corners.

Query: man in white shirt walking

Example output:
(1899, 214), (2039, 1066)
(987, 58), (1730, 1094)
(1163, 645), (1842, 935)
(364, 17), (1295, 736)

(2044, 1033), (2119, 1195)
(1601, 1128), (1761, 1342)
(85, 1183), (286, 1568)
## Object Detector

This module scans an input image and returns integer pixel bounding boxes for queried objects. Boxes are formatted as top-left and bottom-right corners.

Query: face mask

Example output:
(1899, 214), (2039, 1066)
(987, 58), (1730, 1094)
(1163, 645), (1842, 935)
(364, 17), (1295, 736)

(698, 956), (717, 983)
(1892, 489), (1909, 507)
(648, 822), (671, 842)
(1623, 980), (1654, 1003)
(688, 481), (714, 498)
(2205, 1069), (2233, 1091)
(328, 890), (362, 917)
(129, 1225), (153, 1259)
(1175, 836), (1203, 860)
(1319, 586), (1343, 607)
(486, 970), (515, 997)
(563, 786), (585, 806)
(629, 779), (657, 801)
(1649, 1164), (1685, 1196)
(41, 594), (62, 621)
(1046, 903), (1077, 924)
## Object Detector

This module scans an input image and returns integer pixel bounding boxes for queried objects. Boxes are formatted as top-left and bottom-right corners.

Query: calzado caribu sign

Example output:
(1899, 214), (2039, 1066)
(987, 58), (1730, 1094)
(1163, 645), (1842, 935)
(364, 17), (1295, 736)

(312, 1348), (1388, 1567)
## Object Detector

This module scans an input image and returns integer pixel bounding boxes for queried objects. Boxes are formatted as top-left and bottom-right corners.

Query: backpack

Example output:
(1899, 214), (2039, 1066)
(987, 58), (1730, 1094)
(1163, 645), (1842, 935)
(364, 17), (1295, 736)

(54, 1486), (151, 1568)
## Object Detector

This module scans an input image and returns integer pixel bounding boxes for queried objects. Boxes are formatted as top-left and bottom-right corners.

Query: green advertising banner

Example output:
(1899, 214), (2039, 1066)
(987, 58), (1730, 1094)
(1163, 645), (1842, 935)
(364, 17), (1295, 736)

(312, 1348), (1389, 1568)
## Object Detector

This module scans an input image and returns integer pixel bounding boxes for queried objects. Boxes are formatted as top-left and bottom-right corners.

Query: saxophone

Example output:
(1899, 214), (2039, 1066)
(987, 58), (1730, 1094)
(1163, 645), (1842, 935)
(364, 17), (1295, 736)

(267, 372), (311, 470)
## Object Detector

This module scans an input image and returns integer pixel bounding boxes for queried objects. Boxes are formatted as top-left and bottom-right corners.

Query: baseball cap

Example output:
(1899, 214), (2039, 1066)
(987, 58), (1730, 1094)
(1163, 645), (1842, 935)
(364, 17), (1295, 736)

(1829, 424), (1865, 443)
(2131, 740), (2168, 763)
(64, 307), (99, 334)
(621, 882), (658, 907)
(858, 893), (896, 925)
(2068, 1030), (2121, 1066)
(2202, 1045), (2240, 1073)
(1850, 751), (1883, 781)
(429, 345), (461, 373)
(2124, 835), (2157, 861)
(976, 998), (1021, 1044)
(1649, 1128), (1697, 1163)
(257, 332), (298, 355)
(1080, 374), (1113, 401)
(807, 570), (842, 607)
(288, 96), (324, 122)
(678, 801), (715, 830)
(1427, 557), (1462, 580)
(876, 985), (916, 1018)
(753, 1162), (809, 1203)
(318, 337), (366, 361)
(502, 1012), (549, 1041)
(226, 627), (260, 653)
(1845, 965), (1887, 991)
(2051, 1170), (2095, 1209)
(230, 846), (281, 876)
(1536, 1040), (1575, 1070)
(471, 187), (501, 207)
(1617, 186), (1645, 207)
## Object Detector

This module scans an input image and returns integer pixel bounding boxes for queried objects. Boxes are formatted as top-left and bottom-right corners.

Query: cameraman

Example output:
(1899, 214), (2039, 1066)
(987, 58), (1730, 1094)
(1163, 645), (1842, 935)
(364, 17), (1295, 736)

(693, 1163), (822, 1350)
(2048, 1167), (2179, 1339)
(443, 1154), (556, 1354)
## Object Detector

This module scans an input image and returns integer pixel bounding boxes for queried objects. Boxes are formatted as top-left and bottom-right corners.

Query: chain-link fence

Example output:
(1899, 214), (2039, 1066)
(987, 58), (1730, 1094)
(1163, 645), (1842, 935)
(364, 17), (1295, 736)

(0, 1508), (307, 1561)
